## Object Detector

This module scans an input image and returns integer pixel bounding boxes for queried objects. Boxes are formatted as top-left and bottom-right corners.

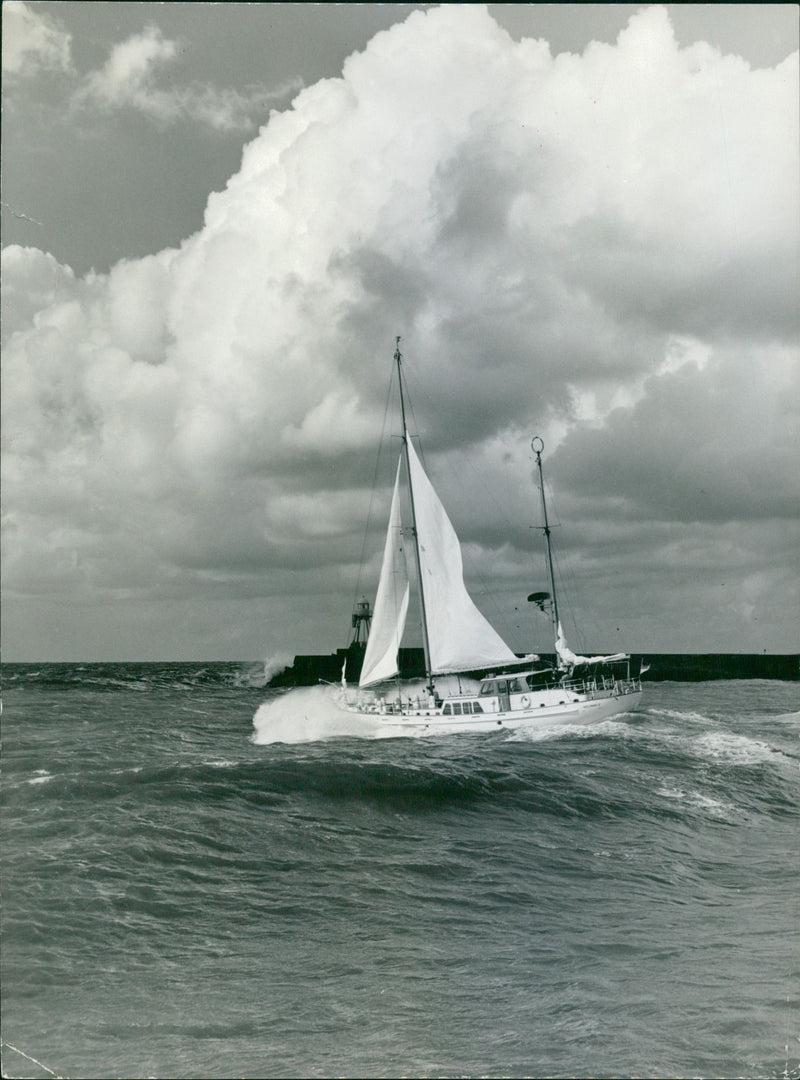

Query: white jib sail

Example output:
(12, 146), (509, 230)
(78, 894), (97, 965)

(406, 436), (519, 673)
(359, 458), (410, 687)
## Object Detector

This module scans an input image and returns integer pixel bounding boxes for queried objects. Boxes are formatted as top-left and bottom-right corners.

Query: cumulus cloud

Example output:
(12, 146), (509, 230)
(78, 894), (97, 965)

(79, 24), (178, 107)
(2, 0), (73, 78)
(74, 23), (303, 132)
(2, 4), (798, 658)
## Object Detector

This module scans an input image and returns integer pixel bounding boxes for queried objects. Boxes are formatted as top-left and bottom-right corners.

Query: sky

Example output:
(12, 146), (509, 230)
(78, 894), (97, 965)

(1, 2), (798, 663)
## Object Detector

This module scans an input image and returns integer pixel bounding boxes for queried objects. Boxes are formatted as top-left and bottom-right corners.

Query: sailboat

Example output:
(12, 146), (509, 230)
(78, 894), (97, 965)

(337, 340), (643, 736)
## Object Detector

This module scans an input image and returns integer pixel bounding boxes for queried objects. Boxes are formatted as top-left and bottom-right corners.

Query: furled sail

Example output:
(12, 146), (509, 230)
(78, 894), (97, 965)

(359, 460), (410, 687)
(406, 436), (519, 674)
(555, 622), (627, 669)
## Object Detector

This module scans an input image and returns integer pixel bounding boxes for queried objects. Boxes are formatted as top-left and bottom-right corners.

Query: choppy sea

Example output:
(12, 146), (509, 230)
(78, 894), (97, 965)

(1, 663), (798, 1080)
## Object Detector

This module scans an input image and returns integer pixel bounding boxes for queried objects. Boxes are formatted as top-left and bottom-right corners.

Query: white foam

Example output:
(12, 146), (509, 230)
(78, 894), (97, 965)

(692, 730), (797, 768)
(771, 710), (800, 725)
(506, 717), (635, 744)
(27, 772), (53, 785)
(650, 707), (716, 726)
(657, 785), (738, 819)
(252, 685), (381, 745)
(504, 723), (575, 743)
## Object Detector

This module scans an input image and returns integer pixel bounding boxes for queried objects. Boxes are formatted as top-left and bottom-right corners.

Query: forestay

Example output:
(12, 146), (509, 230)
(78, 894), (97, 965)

(359, 460), (410, 687)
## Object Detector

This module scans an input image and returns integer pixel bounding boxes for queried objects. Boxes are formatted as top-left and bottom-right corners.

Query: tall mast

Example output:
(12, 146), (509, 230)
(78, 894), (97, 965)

(396, 338), (434, 690)
(531, 436), (560, 649)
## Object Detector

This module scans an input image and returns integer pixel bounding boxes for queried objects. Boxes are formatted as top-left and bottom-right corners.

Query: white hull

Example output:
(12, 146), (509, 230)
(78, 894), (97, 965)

(339, 682), (642, 739)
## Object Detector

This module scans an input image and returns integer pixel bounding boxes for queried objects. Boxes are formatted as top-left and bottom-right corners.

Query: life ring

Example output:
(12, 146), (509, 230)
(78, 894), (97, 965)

(520, 696), (530, 707)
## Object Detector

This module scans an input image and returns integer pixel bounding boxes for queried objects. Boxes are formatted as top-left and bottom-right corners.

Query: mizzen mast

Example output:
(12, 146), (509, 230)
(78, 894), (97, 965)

(531, 436), (561, 651)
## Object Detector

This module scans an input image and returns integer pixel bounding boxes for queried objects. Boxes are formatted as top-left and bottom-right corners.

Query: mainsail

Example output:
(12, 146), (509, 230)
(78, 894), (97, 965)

(358, 460), (410, 687)
(406, 437), (519, 674)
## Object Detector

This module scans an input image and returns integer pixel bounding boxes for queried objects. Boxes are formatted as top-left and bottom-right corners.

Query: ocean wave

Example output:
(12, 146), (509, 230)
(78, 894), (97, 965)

(5, 743), (650, 821)
(656, 785), (742, 822)
(2, 662), (259, 692)
(505, 717), (637, 744)
(647, 706), (718, 725)
(26, 772), (54, 786)
(690, 730), (798, 769)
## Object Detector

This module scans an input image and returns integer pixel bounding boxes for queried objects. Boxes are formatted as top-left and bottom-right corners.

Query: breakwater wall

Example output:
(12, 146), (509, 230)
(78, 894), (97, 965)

(268, 649), (799, 687)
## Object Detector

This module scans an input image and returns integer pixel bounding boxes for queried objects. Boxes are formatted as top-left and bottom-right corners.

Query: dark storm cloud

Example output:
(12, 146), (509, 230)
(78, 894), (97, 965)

(553, 345), (799, 524)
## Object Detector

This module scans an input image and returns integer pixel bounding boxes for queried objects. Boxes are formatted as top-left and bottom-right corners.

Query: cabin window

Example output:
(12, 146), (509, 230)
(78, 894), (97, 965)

(452, 702), (463, 715)
(443, 704), (452, 715)
(472, 701), (483, 713)
(479, 683), (494, 696)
